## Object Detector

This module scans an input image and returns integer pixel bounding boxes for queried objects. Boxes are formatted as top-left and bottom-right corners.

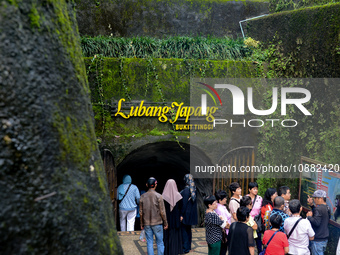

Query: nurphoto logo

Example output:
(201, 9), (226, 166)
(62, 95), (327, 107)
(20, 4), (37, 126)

(196, 79), (312, 128)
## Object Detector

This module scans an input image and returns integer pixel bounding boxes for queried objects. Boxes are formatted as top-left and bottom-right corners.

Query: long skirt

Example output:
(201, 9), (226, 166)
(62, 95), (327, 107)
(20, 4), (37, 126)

(164, 227), (182, 255)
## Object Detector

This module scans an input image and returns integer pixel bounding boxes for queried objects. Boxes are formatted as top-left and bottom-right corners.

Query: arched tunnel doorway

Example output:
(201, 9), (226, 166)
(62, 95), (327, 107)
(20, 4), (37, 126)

(115, 141), (214, 229)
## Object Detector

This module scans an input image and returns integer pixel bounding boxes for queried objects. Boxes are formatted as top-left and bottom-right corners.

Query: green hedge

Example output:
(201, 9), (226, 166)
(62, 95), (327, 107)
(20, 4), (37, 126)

(81, 36), (250, 60)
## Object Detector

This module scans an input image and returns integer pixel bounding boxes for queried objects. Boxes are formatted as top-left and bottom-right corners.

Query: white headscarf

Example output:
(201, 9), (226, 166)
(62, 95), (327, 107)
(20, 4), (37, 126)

(162, 179), (182, 211)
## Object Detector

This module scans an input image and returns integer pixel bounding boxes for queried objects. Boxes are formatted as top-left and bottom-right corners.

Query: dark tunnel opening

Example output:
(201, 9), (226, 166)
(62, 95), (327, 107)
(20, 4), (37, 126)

(116, 141), (213, 228)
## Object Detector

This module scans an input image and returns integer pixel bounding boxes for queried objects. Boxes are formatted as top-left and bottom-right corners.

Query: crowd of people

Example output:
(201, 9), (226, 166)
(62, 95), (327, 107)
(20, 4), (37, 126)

(117, 174), (197, 255)
(204, 183), (330, 255)
(117, 175), (331, 255)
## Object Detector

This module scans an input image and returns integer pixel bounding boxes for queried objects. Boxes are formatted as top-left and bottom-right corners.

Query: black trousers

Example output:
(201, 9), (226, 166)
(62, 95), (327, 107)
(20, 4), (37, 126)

(255, 232), (263, 253)
(181, 223), (192, 253)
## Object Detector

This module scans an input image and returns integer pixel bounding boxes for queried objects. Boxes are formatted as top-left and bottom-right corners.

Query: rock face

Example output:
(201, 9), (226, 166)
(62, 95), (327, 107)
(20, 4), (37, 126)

(247, 3), (340, 78)
(0, 0), (122, 254)
(75, 0), (269, 38)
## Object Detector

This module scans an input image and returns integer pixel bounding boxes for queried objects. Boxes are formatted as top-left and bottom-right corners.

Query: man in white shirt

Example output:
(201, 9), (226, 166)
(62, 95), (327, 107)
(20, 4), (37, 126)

(284, 199), (315, 255)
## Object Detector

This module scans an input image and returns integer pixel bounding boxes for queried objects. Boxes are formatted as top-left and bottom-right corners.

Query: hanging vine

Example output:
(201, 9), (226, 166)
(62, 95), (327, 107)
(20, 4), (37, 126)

(87, 54), (107, 135)
(87, 56), (219, 147)
(119, 58), (132, 102)
(146, 57), (185, 150)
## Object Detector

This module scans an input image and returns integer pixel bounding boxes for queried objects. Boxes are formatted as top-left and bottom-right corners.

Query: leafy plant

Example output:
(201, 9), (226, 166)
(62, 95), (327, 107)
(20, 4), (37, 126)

(81, 36), (251, 60)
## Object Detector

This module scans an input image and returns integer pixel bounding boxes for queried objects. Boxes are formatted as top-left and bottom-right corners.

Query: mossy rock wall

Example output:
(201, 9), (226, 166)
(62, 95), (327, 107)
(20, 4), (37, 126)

(247, 3), (340, 77)
(85, 57), (258, 163)
(269, 0), (340, 13)
(85, 57), (257, 136)
(76, 0), (269, 37)
(0, 0), (122, 254)
(85, 57), (257, 103)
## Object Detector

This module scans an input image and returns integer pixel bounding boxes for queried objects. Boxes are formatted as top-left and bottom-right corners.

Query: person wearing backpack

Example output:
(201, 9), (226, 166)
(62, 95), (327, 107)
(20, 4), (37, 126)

(284, 199), (315, 255)
(229, 182), (242, 223)
(262, 214), (289, 255)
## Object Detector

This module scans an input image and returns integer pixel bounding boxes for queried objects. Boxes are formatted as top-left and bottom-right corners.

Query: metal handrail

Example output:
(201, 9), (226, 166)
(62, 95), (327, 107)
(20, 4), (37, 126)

(239, 14), (269, 39)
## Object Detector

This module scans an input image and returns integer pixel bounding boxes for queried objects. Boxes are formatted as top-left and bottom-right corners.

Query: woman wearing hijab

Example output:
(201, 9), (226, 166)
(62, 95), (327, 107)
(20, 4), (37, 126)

(162, 179), (183, 255)
(180, 174), (198, 254)
(117, 175), (140, 231)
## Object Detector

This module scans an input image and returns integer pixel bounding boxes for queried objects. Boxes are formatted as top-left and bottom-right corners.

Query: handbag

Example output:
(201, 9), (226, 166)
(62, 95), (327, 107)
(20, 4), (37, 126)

(118, 183), (132, 204)
(251, 195), (264, 233)
(254, 213), (264, 233)
(259, 230), (278, 255)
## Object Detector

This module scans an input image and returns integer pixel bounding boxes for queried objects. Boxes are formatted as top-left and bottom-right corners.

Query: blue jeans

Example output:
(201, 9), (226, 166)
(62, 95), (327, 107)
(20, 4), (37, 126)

(310, 240), (328, 255)
(144, 224), (164, 255)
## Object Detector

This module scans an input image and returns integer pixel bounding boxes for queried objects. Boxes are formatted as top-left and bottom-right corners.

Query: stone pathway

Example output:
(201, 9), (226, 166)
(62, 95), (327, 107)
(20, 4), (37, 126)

(118, 228), (208, 254)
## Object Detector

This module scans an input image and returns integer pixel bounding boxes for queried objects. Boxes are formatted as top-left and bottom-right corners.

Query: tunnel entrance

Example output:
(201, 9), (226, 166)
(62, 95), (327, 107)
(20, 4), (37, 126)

(103, 142), (257, 230)
(111, 141), (214, 229)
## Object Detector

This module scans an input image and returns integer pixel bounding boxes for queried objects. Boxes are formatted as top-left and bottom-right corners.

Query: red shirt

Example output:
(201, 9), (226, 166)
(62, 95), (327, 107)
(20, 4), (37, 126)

(262, 230), (289, 255)
(261, 204), (273, 221)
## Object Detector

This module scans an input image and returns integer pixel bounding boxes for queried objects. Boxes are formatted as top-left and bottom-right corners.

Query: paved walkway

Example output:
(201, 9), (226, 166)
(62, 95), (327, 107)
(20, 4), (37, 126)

(118, 228), (208, 254)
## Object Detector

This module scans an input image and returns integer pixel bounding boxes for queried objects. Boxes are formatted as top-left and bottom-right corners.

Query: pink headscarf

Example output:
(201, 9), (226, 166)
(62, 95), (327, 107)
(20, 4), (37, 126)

(162, 179), (182, 211)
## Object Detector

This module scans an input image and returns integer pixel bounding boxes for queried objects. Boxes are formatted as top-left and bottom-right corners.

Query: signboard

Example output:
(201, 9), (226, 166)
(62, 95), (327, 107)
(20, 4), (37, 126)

(299, 156), (340, 227)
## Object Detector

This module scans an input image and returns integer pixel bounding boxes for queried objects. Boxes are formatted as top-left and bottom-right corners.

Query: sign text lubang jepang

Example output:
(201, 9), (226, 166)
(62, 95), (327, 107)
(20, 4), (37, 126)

(115, 98), (217, 123)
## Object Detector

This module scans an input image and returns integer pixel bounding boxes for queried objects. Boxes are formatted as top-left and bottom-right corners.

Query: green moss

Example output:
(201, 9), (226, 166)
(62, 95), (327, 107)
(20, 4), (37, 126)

(52, 112), (93, 169)
(85, 57), (257, 142)
(53, 0), (88, 90)
(94, 160), (107, 194)
(66, 193), (72, 201)
(7, 0), (18, 7)
(184, 0), (268, 4)
(248, 2), (340, 77)
(29, 5), (40, 29)
(269, 0), (339, 12)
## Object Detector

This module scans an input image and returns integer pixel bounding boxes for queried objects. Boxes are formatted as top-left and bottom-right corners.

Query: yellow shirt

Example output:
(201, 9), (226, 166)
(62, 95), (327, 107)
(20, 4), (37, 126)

(247, 215), (258, 239)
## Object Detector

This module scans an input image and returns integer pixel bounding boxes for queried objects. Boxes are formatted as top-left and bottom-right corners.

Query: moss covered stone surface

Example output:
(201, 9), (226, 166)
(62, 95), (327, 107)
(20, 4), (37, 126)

(75, 0), (269, 37)
(269, 0), (340, 13)
(85, 57), (257, 138)
(0, 0), (122, 254)
(85, 57), (261, 167)
(247, 3), (340, 77)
